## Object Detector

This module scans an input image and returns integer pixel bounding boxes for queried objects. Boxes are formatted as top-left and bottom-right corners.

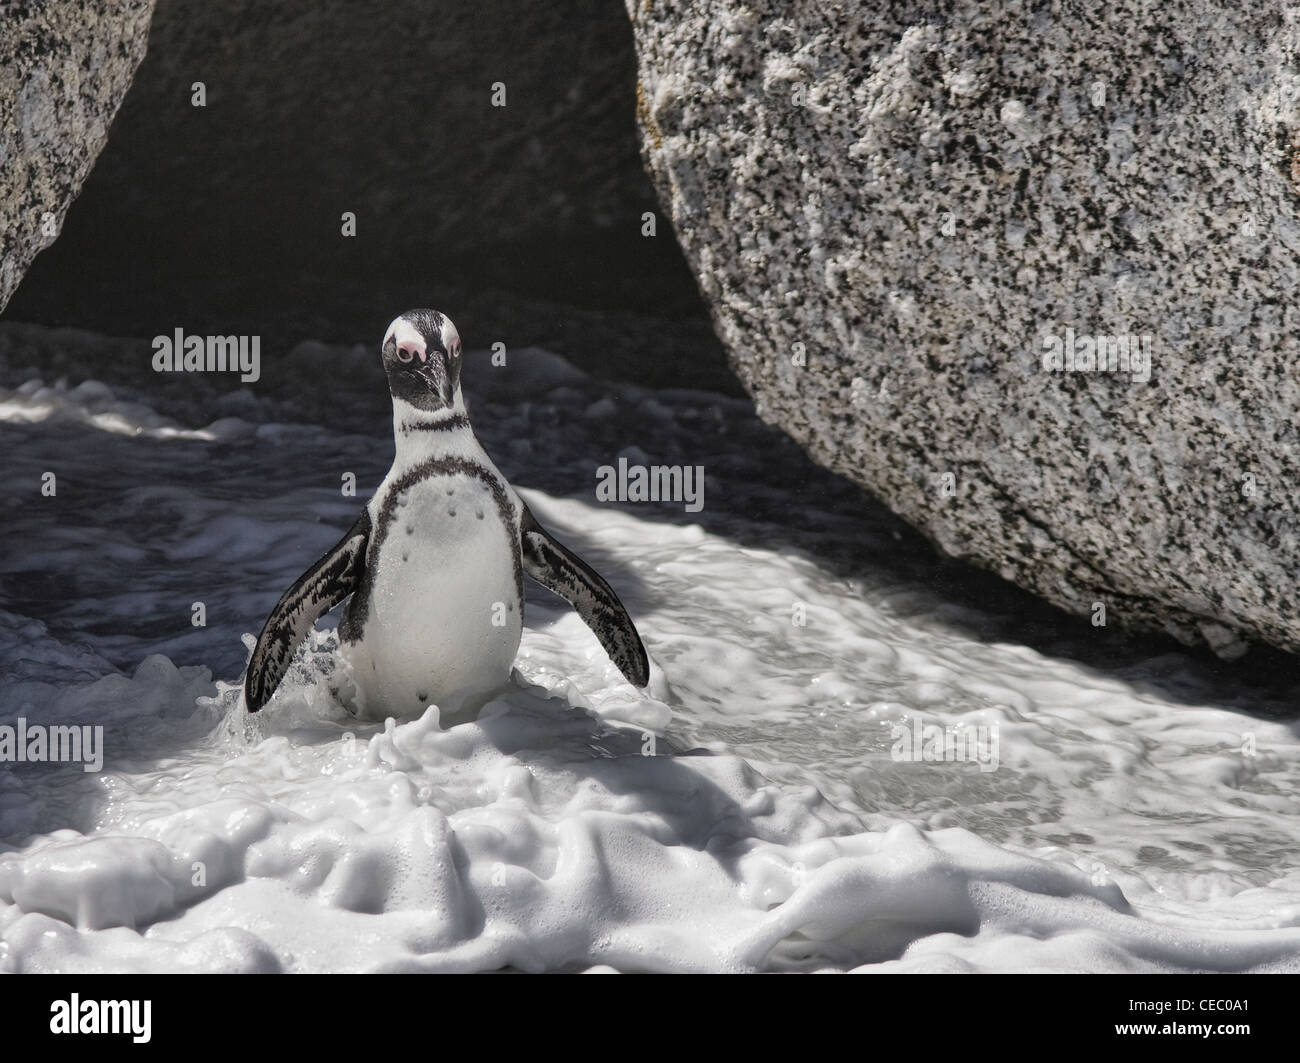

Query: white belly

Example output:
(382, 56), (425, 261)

(340, 475), (522, 720)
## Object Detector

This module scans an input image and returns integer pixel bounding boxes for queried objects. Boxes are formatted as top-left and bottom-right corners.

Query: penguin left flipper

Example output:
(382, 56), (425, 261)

(244, 511), (372, 713)
(519, 503), (650, 687)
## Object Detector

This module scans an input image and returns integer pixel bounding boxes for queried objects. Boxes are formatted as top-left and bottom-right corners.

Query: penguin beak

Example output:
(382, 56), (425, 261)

(413, 351), (454, 407)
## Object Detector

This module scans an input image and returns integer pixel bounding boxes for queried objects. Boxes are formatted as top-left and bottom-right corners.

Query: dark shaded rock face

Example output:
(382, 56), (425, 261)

(629, 1), (1300, 657)
(4, 0), (731, 391)
(0, 0), (154, 312)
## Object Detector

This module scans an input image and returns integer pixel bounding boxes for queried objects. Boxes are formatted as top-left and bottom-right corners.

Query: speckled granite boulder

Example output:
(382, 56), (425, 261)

(627, 0), (1300, 658)
(0, 0), (155, 312)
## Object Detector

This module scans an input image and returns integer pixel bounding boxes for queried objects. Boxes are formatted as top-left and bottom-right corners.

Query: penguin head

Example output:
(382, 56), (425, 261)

(380, 309), (463, 411)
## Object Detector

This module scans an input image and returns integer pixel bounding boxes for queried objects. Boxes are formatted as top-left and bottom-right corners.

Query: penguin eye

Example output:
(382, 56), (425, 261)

(395, 346), (413, 363)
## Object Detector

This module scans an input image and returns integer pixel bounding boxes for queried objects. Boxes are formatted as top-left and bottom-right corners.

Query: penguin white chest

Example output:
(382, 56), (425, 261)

(341, 472), (522, 719)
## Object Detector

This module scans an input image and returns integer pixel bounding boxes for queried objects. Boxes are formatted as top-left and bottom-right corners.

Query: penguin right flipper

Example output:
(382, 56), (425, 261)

(244, 511), (371, 712)
(519, 503), (650, 687)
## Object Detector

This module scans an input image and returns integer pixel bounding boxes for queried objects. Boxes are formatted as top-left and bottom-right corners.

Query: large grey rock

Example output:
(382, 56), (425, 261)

(0, 0), (155, 312)
(629, 1), (1300, 657)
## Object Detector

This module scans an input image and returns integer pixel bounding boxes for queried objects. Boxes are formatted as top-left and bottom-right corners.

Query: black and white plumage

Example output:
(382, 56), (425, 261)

(244, 309), (649, 718)
(244, 512), (370, 715)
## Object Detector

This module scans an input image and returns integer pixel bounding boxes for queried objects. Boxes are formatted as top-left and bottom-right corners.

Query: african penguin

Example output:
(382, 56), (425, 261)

(244, 308), (649, 719)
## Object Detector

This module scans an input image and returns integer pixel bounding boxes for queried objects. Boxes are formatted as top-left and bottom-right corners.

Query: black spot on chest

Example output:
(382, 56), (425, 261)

(341, 457), (523, 643)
